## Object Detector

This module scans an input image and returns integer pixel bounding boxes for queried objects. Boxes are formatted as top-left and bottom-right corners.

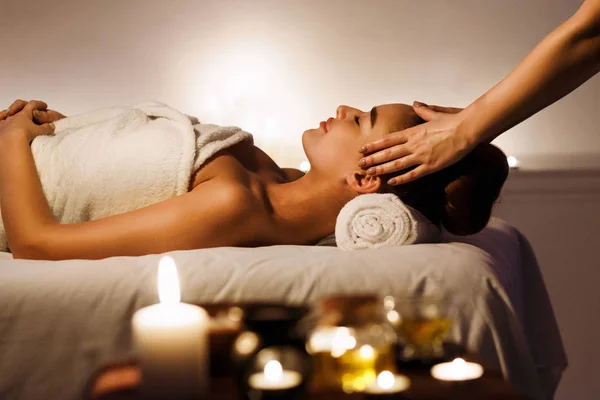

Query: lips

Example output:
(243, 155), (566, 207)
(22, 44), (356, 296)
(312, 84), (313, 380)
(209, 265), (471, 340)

(320, 121), (328, 133)
(320, 117), (334, 133)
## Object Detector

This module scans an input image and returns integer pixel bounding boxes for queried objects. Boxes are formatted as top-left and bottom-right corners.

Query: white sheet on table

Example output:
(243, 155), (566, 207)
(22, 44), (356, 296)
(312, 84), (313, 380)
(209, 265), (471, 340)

(0, 218), (565, 400)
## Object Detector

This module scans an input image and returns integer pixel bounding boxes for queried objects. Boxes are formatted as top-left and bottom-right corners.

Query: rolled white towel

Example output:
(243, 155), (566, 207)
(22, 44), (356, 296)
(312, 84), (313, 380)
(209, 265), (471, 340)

(335, 193), (440, 250)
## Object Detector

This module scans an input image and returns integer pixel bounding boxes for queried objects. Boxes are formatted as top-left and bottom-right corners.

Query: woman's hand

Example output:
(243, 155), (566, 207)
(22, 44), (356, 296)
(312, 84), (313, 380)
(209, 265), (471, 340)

(358, 102), (481, 186)
(2, 99), (66, 125)
(0, 100), (58, 142)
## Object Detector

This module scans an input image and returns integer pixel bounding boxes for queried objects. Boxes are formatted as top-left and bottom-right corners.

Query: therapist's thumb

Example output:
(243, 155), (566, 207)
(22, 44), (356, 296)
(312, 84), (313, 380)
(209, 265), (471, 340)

(413, 101), (463, 121)
(413, 101), (441, 121)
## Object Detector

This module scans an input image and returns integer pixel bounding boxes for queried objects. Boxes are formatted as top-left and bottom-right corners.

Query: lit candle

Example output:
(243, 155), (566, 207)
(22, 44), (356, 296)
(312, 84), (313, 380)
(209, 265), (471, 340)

(248, 360), (303, 391)
(430, 358), (484, 382)
(132, 256), (209, 399)
(364, 371), (411, 394)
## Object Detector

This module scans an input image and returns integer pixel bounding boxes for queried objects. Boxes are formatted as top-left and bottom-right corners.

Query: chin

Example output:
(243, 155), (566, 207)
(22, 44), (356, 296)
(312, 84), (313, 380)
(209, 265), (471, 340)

(301, 128), (320, 157)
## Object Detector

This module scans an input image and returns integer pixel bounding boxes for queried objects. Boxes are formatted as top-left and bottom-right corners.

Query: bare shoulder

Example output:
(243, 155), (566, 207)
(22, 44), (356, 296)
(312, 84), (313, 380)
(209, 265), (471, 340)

(190, 177), (260, 217)
(189, 177), (275, 246)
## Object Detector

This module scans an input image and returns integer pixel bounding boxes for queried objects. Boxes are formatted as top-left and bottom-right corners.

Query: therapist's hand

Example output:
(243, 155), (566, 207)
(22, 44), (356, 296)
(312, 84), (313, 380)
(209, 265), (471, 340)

(358, 102), (479, 186)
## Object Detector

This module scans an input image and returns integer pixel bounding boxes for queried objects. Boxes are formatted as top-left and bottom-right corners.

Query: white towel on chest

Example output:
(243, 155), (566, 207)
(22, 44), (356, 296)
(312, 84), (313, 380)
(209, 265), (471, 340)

(0, 102), (252, 252)
(335, 193), (440, 250)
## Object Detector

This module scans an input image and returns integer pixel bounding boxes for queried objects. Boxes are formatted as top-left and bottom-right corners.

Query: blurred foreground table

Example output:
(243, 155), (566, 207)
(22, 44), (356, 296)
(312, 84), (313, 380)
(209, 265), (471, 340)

(89, 361), (531, 400)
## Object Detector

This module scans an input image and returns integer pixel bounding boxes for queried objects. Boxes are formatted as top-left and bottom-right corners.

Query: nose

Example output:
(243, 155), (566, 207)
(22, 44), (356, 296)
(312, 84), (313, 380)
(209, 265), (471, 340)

(336, 105), (349, 119)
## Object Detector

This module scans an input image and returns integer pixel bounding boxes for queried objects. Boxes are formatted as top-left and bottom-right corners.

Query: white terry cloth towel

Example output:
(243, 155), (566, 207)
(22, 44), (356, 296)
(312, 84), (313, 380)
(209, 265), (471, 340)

(335, 193), (440, 250)
(0, 101), (253, 252)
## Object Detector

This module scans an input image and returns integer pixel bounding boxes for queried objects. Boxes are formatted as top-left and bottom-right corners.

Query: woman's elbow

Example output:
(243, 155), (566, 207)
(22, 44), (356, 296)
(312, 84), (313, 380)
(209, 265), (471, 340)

(10, 244), (48, 260)
(9, 235), (55, 260)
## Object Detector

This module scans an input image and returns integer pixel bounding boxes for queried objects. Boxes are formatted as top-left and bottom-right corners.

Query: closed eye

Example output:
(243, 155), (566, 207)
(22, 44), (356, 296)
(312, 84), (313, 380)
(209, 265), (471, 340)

(354, 115), (360, 125)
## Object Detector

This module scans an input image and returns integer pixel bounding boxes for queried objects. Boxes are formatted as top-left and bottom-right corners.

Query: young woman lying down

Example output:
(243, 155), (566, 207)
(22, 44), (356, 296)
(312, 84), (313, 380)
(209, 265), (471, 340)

(0, 100), (508, 260)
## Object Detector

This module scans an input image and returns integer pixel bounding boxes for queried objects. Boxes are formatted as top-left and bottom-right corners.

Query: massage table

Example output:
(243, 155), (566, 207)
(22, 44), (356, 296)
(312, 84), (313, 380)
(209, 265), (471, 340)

(0, 218), (566, 400)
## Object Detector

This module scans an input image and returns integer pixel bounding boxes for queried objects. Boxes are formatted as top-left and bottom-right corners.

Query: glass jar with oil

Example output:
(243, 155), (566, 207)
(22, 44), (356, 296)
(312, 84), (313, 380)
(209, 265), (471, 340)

(383, 294), (458, 366)
(305, 295), (397, 393)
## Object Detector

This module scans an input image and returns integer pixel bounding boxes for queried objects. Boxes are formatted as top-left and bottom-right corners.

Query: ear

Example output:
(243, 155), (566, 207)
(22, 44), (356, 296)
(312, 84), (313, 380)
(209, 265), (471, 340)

(346, 171), (382, 194)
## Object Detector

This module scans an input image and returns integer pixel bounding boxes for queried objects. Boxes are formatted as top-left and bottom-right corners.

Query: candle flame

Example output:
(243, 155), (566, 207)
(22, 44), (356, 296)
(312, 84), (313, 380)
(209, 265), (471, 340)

(452, 358), (466, 367)
(264, 360), (283, 382)
(377, 371), (395, 390)
(158, 256), (181, 304)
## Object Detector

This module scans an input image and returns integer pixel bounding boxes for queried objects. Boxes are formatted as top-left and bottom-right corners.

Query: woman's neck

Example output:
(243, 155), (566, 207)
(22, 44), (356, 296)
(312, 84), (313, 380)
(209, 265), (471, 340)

(266, 171), (355, 244)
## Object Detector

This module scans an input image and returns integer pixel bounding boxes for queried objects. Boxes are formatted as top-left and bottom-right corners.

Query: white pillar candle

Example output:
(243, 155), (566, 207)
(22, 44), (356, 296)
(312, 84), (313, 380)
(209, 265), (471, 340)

(430, 358), (484, 382)
(248, 360), (303, 391)
(132, 256), (209, 399)
(364, 371), (411, 394)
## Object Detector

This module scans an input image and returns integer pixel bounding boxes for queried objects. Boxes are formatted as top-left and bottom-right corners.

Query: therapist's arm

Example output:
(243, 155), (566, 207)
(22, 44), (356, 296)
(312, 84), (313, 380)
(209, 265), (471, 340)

(361, 0), (600, 185)
(461, 0), (600, 144)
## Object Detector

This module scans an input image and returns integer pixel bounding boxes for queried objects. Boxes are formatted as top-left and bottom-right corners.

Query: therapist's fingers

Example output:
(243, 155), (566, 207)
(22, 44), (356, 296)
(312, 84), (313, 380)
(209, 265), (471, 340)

(359, 126), (415, 155)
(360, 143), (411, 172)
(387, 164), (433, 186)
(364, 154), (420, 178)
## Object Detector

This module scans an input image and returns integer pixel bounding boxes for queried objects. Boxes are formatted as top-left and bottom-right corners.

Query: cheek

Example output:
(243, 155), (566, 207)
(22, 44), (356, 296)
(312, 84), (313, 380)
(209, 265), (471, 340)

(320, 133), (361, 167)
(303, 128), (364, 171)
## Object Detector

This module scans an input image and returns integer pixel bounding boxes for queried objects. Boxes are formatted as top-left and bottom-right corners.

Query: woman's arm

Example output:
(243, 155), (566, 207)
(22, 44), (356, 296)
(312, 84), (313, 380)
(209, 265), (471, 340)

(360, 0), (600, 185)
(0, 102), (266, 260)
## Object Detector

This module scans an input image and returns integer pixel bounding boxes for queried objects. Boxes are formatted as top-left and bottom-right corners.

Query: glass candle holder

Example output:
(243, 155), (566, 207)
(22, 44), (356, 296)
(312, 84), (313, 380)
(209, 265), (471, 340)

(305, 295), (397, 393)
(197, 303), (244, 377)
(232, 303), (311, 400)
(383, 294), (460, 366)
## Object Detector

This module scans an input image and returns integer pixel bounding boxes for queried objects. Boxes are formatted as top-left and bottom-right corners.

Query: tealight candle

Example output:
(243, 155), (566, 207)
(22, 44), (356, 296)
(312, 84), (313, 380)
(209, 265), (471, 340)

(248, 360), (303, 391)
(132, 256), (209, 399)
(364, 371), (411, 394)
(430, 358), (484, 382)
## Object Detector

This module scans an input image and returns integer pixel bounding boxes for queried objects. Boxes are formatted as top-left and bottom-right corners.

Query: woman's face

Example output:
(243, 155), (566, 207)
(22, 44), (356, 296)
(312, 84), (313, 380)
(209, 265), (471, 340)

(302, 103), (416, 180)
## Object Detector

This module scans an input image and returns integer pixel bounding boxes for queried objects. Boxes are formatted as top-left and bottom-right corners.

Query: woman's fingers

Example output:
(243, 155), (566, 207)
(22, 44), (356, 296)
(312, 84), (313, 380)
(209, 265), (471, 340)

(6, 99), (29, 117)
(6, 99), (49, 119)
(24, 100), (49, 114)
(33, 109), (66, 124)
(27, 120), (56, 137)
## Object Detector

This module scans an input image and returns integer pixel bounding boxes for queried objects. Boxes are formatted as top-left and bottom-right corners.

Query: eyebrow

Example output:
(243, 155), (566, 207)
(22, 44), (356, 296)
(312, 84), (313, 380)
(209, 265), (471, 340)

(370, 106), (378, 128)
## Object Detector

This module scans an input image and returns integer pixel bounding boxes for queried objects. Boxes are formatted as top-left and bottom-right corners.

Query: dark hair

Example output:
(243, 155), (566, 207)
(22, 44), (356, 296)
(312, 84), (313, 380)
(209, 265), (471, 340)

(381, 117), (509, 236)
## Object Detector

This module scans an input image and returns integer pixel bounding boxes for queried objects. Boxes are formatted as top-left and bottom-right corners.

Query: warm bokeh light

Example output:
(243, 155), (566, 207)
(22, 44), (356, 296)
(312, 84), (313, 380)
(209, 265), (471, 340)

(359, 345), (376, 360)
(299, 161), (311, 172)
